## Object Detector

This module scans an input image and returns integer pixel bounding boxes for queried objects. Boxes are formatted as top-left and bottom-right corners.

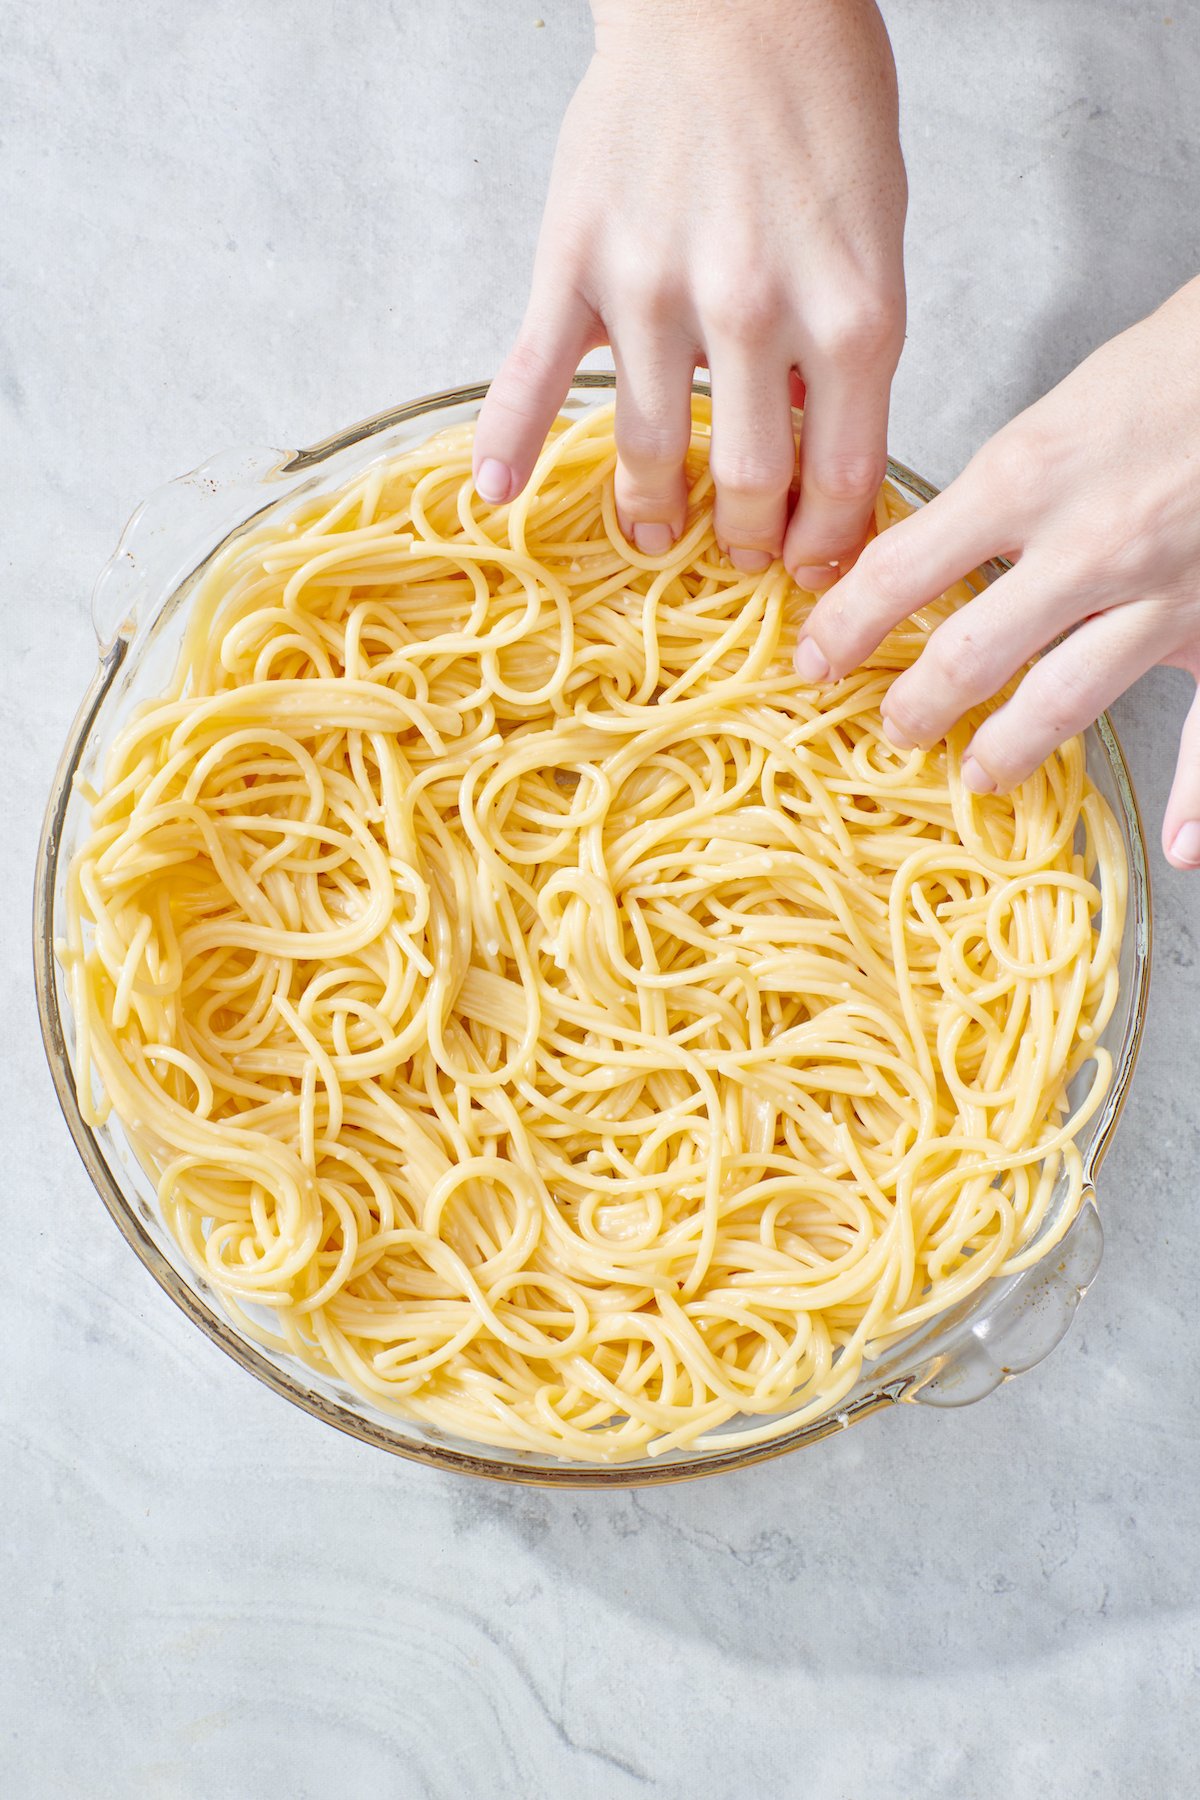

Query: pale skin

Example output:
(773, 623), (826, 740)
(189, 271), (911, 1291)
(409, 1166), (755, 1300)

(798, 281), (1200, 872)
(473, 0), (1200, 872)
(473, 0), (907, 580)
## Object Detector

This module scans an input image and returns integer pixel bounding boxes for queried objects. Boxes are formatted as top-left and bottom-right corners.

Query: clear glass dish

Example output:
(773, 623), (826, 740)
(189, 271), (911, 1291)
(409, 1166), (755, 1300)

(32, 374), (1153, 1487)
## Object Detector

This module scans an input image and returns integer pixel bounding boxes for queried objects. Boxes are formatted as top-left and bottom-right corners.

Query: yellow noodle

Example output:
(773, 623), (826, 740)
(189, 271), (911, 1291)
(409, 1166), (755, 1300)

(61, 398), (1126, 1463)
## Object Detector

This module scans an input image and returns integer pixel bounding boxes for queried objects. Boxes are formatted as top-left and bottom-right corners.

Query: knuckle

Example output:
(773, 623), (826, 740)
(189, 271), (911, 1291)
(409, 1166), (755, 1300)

(613, 261), (683, 329)
(974, 427), (1049, 515)
(1078, 513), (1149, 586)
(884, 689), (927, 740)
(1029, 656), (1093, 733)
(857, 528), (915, 608)
(809, 581), (866, 656)
(618, 418), (691, 476)
(496, 337), (560, 414)
(924, 623), (990, 698)
(806, 450), (887, 509)
(815, 297), (902, 367)
(700, 274), (785, 345)
(711, 447), (794, 501)
(971, 720), (1022, 784)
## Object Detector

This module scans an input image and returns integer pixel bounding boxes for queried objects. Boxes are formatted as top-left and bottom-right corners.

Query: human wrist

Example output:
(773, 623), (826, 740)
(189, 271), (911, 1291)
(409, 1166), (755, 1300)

(591, 0), (868, 53)
(590, 0), (892, 92)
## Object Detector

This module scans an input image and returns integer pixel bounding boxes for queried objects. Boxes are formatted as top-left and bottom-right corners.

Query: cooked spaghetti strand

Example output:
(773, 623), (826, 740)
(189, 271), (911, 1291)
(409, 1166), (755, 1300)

(61, 399), (1125, 1463)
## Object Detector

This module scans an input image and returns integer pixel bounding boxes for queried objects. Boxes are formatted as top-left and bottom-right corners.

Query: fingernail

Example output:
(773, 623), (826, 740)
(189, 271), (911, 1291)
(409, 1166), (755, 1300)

(794, 636), (831, 684)
(791, 563), (838, 593)
(961, 754), (997, 795)
(881, 712), (915, 751)
(634, 522), (674, 557)
(475, 458), (512, 504)
(729, 548), (773, 574)
(1169, 820), (1200, 867)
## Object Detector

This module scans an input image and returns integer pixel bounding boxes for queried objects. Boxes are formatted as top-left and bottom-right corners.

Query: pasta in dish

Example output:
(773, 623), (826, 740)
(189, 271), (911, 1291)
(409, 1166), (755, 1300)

(62, 399), (1125, 1461)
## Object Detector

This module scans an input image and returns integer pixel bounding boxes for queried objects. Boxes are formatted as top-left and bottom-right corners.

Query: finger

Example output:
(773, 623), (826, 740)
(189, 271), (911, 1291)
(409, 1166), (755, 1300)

(784, 351), (894, 591)
(473, 293), (599, 504)
(612, 328), (697, 554)
(793, 469), (1007, 686)
(963, 605), (1170, 794)
(878, 560), (1071, 750)
(1163, 682), (1200, 870)
(705, 342), (797, 572)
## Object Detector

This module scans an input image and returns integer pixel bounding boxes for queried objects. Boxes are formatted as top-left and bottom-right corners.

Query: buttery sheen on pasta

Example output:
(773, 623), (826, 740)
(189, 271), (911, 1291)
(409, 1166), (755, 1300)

(63, 399), (1126, 1462)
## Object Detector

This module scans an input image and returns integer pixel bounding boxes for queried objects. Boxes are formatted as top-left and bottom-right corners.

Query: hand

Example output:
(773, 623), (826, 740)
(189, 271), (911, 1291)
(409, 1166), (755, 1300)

(473, 0), (907, 582)
(795, 277), (1200, 871)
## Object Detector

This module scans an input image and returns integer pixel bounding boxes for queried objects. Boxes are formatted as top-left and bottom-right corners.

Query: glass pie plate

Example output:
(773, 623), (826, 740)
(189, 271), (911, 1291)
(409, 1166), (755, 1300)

(33, 374), (1152, 1487)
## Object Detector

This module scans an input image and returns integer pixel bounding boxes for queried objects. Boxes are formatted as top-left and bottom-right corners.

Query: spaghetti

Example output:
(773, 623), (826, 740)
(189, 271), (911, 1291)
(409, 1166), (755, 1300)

(62, 398), (1126, 1462)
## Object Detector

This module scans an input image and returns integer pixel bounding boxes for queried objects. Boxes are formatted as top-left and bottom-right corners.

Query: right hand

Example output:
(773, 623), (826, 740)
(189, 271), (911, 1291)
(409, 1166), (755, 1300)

(473, 0), (908, 583)
(794, 277), (1200, 870)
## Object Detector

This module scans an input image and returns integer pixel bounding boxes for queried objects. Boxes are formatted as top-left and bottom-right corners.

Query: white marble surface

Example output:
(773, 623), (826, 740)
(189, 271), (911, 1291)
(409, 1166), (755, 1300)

(4, 2), (1200, 1794)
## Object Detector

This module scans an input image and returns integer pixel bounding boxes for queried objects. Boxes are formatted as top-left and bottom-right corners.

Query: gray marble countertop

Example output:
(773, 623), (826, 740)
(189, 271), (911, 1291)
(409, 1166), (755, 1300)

(4, 3), (1199, 1794)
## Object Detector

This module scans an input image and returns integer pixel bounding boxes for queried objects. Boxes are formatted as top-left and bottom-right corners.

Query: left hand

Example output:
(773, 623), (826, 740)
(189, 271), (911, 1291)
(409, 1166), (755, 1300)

(794, 276), (1200, 870)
